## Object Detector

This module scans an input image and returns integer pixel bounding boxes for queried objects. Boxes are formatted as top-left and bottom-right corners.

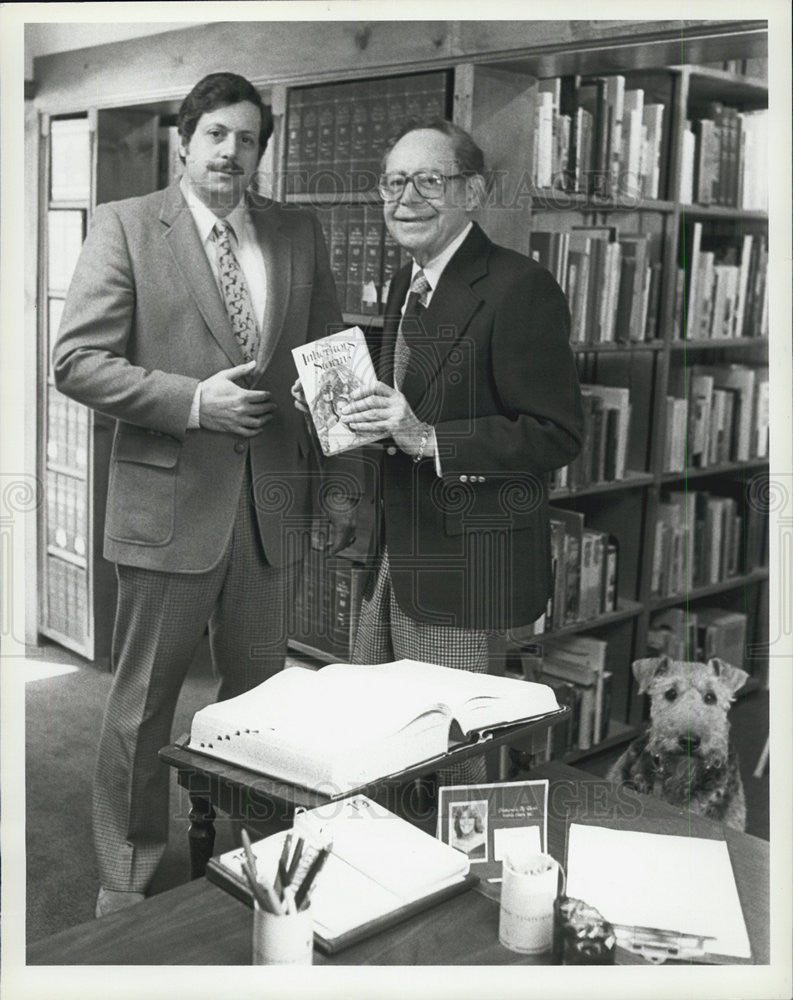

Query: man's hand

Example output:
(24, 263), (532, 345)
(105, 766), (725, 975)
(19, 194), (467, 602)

(199, 361), (276, 437)
(326, 501), (358, 555)
(290, 378), (309, 414)
(341, 382), (434, 458)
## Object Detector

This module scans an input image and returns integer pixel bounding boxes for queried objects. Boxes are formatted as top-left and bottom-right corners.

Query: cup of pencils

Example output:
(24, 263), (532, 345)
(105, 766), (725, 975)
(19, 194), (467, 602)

(240, 828), (331, 966)
(499, 850), (565, 955)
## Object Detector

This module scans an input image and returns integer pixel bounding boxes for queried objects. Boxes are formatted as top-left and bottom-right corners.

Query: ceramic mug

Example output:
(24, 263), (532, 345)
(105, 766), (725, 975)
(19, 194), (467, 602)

(499, 850), (565, 954)
(252, 901), (314, 965)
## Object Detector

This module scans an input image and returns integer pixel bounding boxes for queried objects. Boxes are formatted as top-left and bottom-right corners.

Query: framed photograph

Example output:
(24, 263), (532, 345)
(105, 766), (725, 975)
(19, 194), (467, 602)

(437, 780), (548, 885)
(448, 800), (489, 861)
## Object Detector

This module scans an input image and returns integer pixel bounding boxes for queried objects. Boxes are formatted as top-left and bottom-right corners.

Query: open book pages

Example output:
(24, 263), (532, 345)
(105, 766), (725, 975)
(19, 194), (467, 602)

(189, 659), (560, 793)
(292, 326), (383, 455)
(211, 795), (470, 943)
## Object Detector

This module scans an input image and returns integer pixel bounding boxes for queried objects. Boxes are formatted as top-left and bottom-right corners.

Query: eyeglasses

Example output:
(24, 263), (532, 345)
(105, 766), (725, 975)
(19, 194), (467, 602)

(377, 170), (466, 201)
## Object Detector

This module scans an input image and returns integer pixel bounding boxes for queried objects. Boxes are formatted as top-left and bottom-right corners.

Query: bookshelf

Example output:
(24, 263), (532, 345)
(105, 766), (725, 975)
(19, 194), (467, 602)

(35, 24), (768, 764)
(275, 42), (769, 760)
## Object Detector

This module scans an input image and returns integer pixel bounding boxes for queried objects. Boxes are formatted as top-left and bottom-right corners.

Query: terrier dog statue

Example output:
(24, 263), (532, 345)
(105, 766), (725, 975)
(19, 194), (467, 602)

(608, 656), (748, 831)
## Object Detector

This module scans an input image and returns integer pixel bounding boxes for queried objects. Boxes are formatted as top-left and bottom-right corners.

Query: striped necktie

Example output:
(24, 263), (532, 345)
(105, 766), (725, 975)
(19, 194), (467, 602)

(212, 219), (260, 363)
(394, 269), (431, 389)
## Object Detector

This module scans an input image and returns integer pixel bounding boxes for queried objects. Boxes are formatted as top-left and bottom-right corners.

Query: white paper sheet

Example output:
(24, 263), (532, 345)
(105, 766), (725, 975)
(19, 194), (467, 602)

(565, 824), (751, 959)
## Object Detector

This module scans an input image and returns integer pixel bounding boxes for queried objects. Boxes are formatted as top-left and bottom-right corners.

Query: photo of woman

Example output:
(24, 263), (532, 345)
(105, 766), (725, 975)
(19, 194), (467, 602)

(449, 802), (488, 860)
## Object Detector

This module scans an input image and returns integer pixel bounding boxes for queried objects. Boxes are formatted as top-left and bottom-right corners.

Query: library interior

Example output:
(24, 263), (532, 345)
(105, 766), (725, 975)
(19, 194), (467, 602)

(10, 13), (789, 988)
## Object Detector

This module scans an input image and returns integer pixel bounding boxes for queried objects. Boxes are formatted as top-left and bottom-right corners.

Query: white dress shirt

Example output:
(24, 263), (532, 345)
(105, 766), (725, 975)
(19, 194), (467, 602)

(402, 222), (473, 474)
(181, 179), (268, 427)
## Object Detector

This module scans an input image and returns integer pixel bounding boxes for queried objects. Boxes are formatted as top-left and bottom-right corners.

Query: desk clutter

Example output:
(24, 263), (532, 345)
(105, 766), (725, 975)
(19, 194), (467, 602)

(206, 764), (752, 966)
(208, 795), (477, 954)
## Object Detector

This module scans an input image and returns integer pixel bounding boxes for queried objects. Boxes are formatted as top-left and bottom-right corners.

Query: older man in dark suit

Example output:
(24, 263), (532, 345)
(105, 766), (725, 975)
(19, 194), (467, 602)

(54, 72), (354, 914)
(341, 120), (584, 784)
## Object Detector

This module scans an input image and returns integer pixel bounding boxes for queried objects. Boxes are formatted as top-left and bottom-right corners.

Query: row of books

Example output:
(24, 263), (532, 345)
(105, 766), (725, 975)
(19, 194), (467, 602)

(681, 106), (767, 211)
(530, 227), (662, 343)
(46, 468), (88, 561)
(285, 72), (449, 196)
(47, 388), (89, 472)
(44, 554), (88, 644)
(315, 204), (409, 316)
(651, 488), (767, 598)
(551, 384), (632, 490)
(647, 606), (748, 669)
(530, 75), (666, 199)
(292, 547), (361, 658)
(664, 363), (769, 473)
(677, 223), (768, 341)
(543, 507), (619, 631)
(511, 634), (613, 755)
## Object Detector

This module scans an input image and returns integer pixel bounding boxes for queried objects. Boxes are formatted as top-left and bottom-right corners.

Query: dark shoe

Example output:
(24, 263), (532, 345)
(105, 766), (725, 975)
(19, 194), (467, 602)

(95, 887), (145, 918)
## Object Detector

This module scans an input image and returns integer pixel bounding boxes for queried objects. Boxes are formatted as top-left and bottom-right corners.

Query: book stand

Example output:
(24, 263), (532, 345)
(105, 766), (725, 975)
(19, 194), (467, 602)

(159, 708), (568, 877)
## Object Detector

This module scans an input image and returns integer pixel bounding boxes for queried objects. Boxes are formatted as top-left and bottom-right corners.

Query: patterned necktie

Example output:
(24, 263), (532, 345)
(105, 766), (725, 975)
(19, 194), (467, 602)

(394, 269), (431, 389)
(212, 219), (260, 363)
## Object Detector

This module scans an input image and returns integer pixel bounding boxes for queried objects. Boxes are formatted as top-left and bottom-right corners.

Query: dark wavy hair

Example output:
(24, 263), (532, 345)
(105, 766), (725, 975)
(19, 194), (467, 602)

(381, 117), (486, 176)
(177, 72), (273, 159)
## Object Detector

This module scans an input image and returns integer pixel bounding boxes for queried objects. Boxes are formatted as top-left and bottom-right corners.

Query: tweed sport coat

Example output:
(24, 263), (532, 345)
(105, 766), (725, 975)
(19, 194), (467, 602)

(365, 222), (585, 631)
(53, 183), (347, 573)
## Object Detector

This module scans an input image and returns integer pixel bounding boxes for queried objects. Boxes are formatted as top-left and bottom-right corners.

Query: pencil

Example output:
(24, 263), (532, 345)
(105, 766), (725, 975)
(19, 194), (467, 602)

(241, 858), (273, 913)
(241, 828), (258, 876)
(242, 857), (283, 915)
(293, 846), (331, 910)
(285, 836), (305, 887)
(275, 831), (292, 895)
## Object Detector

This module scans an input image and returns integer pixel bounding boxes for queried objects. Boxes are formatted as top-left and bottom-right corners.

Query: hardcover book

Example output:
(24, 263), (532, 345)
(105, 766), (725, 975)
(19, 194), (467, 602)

(189, 660), (561, 795)
(292, 326), (382, 456)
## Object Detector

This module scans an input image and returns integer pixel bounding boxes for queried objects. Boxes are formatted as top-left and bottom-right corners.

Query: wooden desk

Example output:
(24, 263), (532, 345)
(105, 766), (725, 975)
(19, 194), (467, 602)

(27, 762), (769, 966)
(158, 721), (565, 877)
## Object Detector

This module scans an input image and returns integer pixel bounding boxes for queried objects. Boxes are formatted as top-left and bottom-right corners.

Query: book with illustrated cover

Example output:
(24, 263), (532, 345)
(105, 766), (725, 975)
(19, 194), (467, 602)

(207, 794), (477, 954)
(189, 659), (561, 795)
(292, 326), (382, 456)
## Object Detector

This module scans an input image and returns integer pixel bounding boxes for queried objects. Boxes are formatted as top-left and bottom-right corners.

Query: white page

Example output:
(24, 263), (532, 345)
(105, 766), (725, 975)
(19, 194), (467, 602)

(493, 824), (542, 861)
(566, 824), (751, 958)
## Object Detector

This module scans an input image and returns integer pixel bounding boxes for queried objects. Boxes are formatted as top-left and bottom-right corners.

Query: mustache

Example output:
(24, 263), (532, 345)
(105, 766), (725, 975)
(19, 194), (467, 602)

(208, 161), (244, 174)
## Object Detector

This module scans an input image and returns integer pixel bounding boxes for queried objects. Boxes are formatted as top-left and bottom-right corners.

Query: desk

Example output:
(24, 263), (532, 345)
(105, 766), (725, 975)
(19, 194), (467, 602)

(158, 721), (564, 877)
(27, 762), (769, 966)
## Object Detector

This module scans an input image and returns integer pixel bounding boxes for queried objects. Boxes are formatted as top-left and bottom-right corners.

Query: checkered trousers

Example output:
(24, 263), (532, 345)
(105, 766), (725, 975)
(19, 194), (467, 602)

(352, 549), (490, 786)
(93, 463), (300, 893)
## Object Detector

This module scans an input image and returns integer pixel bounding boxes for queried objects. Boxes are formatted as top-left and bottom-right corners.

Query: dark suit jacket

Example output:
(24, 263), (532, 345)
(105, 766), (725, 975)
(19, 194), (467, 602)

(54, 183), (347, 573)
(366, 222), (584, 630)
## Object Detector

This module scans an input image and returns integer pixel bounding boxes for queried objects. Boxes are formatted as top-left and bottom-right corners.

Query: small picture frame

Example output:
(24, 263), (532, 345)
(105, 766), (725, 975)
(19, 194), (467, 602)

(437, 780), (548, 885)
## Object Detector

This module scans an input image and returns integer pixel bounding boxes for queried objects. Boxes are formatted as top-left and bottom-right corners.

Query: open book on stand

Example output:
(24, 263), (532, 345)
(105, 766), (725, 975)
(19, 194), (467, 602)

(292, 326), (383, 455)
(207, 794), (477, 954)
(189, 659), (562, 795)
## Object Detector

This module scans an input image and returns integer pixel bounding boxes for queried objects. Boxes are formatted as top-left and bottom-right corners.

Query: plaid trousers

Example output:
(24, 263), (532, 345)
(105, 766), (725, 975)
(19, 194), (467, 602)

(352, 550), (491, 786)
(93, 463), (299, 893)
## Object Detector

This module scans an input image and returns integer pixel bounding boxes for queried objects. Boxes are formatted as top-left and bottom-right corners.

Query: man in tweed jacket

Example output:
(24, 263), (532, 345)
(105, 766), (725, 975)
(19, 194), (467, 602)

(54, 72), (355, 915)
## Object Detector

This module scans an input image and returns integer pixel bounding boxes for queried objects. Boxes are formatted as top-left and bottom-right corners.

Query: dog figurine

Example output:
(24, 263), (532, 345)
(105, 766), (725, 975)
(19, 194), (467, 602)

(608, 656), (748, 831)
